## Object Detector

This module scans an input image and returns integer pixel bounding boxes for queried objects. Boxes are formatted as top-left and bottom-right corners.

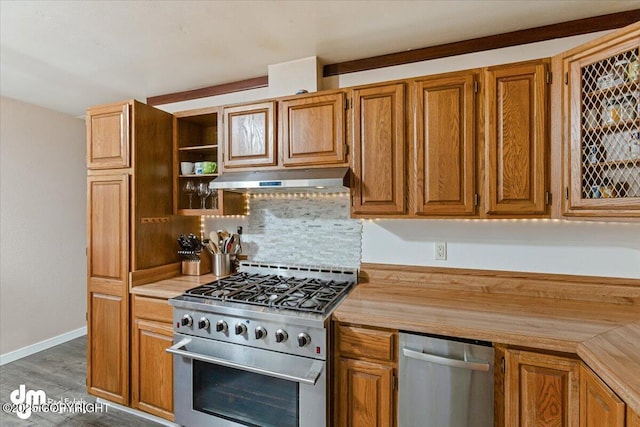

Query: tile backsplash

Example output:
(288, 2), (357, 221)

(205, 193), (362, 269)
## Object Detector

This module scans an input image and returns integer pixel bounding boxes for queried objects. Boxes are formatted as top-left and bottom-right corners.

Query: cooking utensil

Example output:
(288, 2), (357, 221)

(232, 233), (241, 254)
(204, 239), (219, 255)
(224, 235), (235, 254)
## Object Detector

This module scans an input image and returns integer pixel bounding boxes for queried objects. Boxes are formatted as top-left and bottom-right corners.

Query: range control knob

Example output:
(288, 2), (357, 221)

(235, 323), (247, 335)
(297, 332), (311, 347)
(180, 314), (193, 327)
(254, 326), (267, 340)
(197, 317), (210, 330)
(275, 329), (288, 343)
(215, 320), (228, 333)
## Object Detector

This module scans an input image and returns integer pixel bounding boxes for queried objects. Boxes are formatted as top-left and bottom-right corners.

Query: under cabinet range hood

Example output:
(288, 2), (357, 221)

(208, 167), (350, 193)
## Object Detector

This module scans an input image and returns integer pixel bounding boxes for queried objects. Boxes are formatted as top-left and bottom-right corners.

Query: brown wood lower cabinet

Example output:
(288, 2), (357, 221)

(337, 358), (394, 427)
(333, 323), (397, 427)
(131, 295), (174, 421)
(500, 346), (636, 427)
(628, 408), (640, 427)
(87, 289), (128, 404)
(580, 364), (625, 427)
(504, 348), (581, 427)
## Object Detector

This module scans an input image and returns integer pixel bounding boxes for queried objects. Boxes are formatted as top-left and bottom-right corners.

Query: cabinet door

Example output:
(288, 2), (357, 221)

(580, 364), (625, 427)
(87, 173), (130, 403)
(352, 83), (406, 215)
(131, 318), (174, 420)
(485, 60), (549, 215)
(628, 407), (640, 427)
(223, 101), (276, 168)
(87, 290), (128, 404)
(565, 30), (640, 215)
(337, 358), (395, 427)
(504, 349), (580, 427)
(280, 92), (346, 167)
(87, 173), (129, 287)
(87, 103), (130, 169)
(414, 72), (477, 216)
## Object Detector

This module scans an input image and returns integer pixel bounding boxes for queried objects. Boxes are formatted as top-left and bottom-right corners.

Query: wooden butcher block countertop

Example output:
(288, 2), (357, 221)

(131, 272), (222, 299)
(333, 263), (640, 413)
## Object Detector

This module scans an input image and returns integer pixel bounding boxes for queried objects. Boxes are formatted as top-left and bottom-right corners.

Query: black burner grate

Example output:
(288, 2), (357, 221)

(184, 272), (354, 314)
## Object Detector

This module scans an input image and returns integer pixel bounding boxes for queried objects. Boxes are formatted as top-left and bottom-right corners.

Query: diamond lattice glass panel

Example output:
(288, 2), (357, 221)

(580, 48), (640, 199)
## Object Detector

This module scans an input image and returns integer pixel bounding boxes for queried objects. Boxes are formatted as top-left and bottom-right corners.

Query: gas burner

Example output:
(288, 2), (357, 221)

(183, 271), (355, 314)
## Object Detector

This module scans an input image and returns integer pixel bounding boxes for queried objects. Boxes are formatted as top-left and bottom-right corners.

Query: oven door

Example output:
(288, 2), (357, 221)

(167, 333), (326, 427)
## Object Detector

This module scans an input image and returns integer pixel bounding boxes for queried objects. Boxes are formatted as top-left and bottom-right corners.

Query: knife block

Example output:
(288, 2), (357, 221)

(181, 252), (211, 276)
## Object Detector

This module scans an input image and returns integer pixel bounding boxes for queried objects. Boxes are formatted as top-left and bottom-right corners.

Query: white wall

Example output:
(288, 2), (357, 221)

(362, 219), (640, 278)
(0, 96), (87, 355)
(159, 31), (640, 279)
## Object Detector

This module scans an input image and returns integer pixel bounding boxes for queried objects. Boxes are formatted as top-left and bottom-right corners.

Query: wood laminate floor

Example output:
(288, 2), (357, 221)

(0, 336), (161, 426)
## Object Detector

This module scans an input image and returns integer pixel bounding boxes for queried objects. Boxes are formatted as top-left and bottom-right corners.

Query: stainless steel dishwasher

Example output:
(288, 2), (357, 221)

(398, 332), (494, 427)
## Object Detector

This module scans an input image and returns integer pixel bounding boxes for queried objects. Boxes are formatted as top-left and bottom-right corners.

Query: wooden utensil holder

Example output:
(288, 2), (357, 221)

(181, 252), (211, 275)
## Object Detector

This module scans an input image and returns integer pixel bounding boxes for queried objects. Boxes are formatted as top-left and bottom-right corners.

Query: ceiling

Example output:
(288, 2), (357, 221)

(1, 1), (639, 117)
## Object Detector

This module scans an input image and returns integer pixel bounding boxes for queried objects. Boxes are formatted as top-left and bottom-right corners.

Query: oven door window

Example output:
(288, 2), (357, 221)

(193, 360), (299, 427)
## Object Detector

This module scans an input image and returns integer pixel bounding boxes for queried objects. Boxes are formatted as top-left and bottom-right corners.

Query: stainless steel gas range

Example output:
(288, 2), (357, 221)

(167, 262), (357, 427)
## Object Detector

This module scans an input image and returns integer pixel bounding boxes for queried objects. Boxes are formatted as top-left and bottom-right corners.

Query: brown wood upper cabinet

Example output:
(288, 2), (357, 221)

(484, 59), (549, 216)
(351, 82), (406, 215)
(87, 102), (130, 169)
(413, 71), (478, 216)
(223, 101), (276, 168)
(562, 24), (640, 217)
(174, 107), (245, 216)
(279, 92), (347, 167)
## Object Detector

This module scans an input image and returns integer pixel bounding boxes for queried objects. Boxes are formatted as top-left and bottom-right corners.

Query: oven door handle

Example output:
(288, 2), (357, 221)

(167, 338), (324, 385)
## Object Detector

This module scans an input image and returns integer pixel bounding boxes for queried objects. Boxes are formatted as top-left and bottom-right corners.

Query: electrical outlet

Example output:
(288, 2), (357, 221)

(435, 241), (447, 260)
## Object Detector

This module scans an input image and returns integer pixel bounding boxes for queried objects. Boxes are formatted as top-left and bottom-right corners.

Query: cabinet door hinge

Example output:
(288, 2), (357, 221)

(565, 187), (569, 200)
(545, 191), (551, 206)
(474, 80), (479, 94)
(86, 312), (88, 321)
(501, 357), (506, 374)
(474, 193), (479, 207)
(344, 143), (349, 156)
(345, 98), (352, 110)
(546, 71), (551, 85)
(351, 195), (355, 207)
(392, 373), (397, 390)
(564, 72), (569, 85)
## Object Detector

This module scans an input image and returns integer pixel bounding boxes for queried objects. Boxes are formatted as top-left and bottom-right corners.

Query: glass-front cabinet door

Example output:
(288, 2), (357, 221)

(565, 29), (640, 216)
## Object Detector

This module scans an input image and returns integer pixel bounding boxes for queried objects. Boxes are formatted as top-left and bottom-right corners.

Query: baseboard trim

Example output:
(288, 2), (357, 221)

(0, 326), (87, 366)
(96, 398), (179, 427)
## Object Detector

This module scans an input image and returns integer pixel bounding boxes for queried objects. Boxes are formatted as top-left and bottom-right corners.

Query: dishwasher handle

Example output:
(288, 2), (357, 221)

(402, 347), (490, 372)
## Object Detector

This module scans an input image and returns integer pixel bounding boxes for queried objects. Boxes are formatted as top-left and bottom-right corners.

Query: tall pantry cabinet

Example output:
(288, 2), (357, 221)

(86, 100), (189, 405)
